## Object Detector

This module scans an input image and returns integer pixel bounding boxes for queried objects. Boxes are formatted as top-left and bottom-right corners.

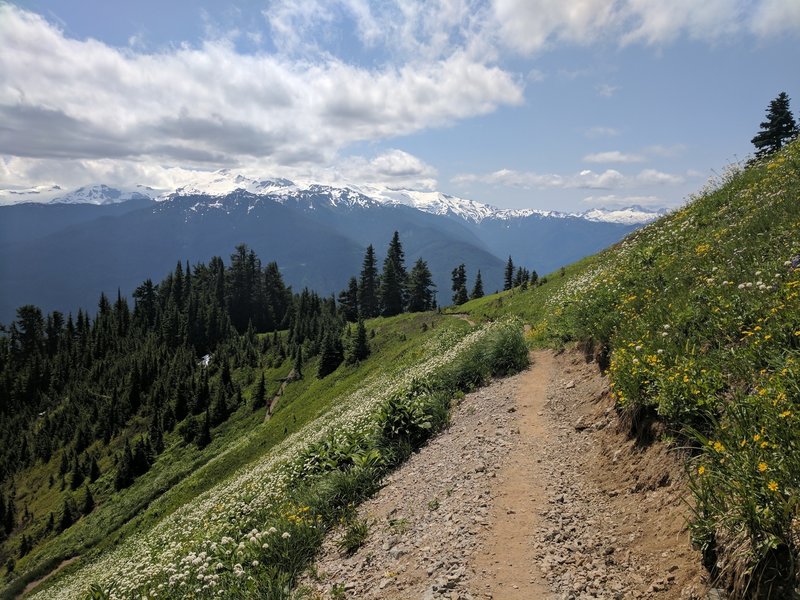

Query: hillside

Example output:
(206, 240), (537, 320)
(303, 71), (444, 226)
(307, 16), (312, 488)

(454, 139), (800, 597)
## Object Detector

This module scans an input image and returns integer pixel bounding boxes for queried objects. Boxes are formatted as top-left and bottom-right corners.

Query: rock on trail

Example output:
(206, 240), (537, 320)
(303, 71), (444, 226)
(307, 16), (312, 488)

(296, 348), (707, 599)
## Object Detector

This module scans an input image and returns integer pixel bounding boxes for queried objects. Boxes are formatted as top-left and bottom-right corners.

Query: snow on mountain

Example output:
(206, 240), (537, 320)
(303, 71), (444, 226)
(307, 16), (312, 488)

(579, 205), (667, 225)
(49, 184), (154, 205)
(5, 170), (668, 225)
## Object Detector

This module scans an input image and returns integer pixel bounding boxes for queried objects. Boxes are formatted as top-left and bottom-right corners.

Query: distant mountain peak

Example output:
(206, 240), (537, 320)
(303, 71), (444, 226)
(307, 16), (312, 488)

(49, 184), (152, 205)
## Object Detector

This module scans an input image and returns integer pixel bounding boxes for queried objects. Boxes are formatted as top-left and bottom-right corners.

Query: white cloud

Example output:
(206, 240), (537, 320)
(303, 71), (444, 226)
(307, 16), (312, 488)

(452, 167), (685, 190)
(750, 0), (800, 37)
(584, 151), (644, 163)
(489, 0), (796, 55)
(0, 5), (521, 175)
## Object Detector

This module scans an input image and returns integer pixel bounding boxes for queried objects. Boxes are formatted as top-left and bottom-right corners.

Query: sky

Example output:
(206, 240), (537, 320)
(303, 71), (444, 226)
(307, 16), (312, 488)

(0, 0), (798, 211)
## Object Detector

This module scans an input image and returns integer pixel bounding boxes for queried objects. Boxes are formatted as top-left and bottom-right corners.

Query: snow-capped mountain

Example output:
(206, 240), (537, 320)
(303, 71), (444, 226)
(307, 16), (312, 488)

(49, 184), (154, 205)
(1, 169), (669, 225)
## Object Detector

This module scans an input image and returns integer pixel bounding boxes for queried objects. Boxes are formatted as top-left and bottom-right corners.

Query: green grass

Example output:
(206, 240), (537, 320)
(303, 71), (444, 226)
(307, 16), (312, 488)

(3, 312), (460, 598)
(455, 141), (800, 598)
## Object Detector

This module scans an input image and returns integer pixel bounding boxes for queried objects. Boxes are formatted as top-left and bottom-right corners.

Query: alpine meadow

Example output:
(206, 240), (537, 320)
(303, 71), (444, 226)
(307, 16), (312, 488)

(1, 2), (799, 599)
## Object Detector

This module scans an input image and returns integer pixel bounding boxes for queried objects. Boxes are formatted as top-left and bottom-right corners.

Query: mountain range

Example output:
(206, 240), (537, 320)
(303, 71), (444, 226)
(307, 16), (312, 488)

(0, 172), (667, 322)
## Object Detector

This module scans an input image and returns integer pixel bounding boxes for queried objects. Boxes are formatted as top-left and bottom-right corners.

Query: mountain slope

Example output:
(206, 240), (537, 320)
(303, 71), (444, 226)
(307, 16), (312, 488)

(455, 141), (800, 597)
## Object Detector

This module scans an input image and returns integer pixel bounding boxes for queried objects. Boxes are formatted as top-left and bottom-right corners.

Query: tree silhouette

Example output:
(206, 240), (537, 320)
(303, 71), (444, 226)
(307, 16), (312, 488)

(751, 92), (797, 158)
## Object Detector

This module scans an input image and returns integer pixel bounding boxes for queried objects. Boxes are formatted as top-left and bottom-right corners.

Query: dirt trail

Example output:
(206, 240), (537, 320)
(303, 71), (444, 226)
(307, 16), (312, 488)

(470, 350), (553, 599)
(20, 556), (79, 597)
(298, 348), (707, 599)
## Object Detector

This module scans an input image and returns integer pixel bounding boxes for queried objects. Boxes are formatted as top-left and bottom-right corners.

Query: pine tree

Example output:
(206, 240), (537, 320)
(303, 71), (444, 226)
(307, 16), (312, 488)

(504, 256), (514, 291)
(114, 440), (133, 491)
(751, 92), (798, 158)
(530, 270), (539, 286)
(58, 496), (74, 532)
(406, 258), (435, 312)
(338, 277), (359, 322)
(471, 270), (484, 299)
(358, 245), (380, 318)
(210, 385), (229, 426)
(317, 331), (344, 378)
(293, 346), (303, 379)
(81, 485), (94, 515)
(451, 264), (469, 305)
(252, 372), (267, 411)
(69, 454), (84, 490)
(88, 455), (101, 483)
(346, 320), (371, 365)
(197, 409), (212, 449)
(380, 232), (407, 316)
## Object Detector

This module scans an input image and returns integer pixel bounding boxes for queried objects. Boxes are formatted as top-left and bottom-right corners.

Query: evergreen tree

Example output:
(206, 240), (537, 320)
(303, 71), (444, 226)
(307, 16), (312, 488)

(504, 256), (514, 291)
(252, 372), (267, 411)
(358, 245), (380, 318)
(88, 455), (101, 483)
(293, 346), (303, 379)
(471, 270), (484, 299)
(380, 232), (407, 316)
(338, 277), (360, 322)
(81, 485), (94, 515)
(407, 258), (435, 312)
(58, 496), (74, 532)
(114, 440), (133, 491)
(530, 270), (539, 286)
(69, 454), (84, 490)
(451, 264), (469, 305)
(346, 320), (371, 365)
(197, 409), (212, 449)
(210, 385), (229, 426)
(751, 92), (798, 158)
(317, 331), (344, 378)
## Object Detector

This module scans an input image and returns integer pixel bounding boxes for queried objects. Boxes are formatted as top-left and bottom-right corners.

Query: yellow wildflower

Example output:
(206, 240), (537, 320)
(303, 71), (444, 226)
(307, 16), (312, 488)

(768, 481), (779, 492)
(758, 462), (768, 473)
(697, 466), (706, 475)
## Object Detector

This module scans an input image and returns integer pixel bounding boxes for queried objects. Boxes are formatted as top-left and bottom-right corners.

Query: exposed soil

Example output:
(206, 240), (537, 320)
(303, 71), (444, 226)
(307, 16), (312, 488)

(296, 348), (709, 599)
(20, 556), (80, 598)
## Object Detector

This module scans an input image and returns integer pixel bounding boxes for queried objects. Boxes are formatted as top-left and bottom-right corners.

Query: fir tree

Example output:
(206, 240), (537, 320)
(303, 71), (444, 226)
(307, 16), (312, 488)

(81, 485), (94, 515)
(114, 440), (134, 491)
(751, 92), (798, 158)
(210, 385), (229, 426)
(293, 346), (303, 379)
(504, 256), (514, 291)
(358, 245), (380, 318)
(69, 454), (84, 490)
(58, 496), (74, 532)
(252, 372), (267, 411)
(451, 264), (469, 305)
(471, 270), (484, 299)
(346, 320), (371, 364)
(197, 409), (212, 449)
(338, 277), (360, 322)
(317, 331), (344, 378)
(380, 232), (407, 316)
(88, 456), (101, 483)
(407, 258), (435, 312)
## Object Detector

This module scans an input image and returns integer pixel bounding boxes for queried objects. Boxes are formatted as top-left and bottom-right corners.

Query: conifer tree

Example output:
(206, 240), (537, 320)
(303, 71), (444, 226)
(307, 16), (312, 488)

(58, 496), (74, 532)
(197, 409), (212, 449)
(114, 440), (133, 491)
(380, 232), (407, 316)
(751, 92), (798, 158)
(210, 385), (229, 426)
(504, 256), (514, 291)
(69, 454), (84, 490)
(471, 270), (484, 299)
(358, 245), (380, 318)
(81, 485), (94, 515)
(451, 264), (469, 305)
(338, 277), (360, 322)
(88, 455), (101, 483)
(317, 331), (344, 378)
(346, 320), (371, 365)
(293, 346), (303, 378)
(252, 372), (267, 411)
(407, 258), (436, 312)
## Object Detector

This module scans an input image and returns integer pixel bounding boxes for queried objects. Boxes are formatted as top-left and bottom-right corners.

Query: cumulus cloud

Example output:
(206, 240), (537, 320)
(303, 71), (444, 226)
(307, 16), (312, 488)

(0, 5), (521, 173)
(490, 0), (796, 55)
(452, 167), (685, 190)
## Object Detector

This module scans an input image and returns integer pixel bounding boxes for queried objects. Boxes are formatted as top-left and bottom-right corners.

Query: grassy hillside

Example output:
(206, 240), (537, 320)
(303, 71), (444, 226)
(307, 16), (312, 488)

(454, 140), (800, 597)
(14, 314), (526, 598)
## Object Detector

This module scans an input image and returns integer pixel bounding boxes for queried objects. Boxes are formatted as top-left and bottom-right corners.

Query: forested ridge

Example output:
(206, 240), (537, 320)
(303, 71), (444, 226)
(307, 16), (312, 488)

(0, 230), (440, 580)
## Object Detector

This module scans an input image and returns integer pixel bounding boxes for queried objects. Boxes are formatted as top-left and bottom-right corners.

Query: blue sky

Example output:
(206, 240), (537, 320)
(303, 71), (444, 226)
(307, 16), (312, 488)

(1, 0), (798, 210)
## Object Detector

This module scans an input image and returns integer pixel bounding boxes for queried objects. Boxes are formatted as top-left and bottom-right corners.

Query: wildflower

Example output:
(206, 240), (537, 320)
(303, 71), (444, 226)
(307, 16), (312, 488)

(252, 560), (259, 567)
(282, 532), (291, 539)
(768, 481), (779, 492)
(758, 462), (768, 473)
(713, 441), (725, 453)
(779, 410), (792, 418)
(697, 466), (706, 475)
(753, 434), (761, 442)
